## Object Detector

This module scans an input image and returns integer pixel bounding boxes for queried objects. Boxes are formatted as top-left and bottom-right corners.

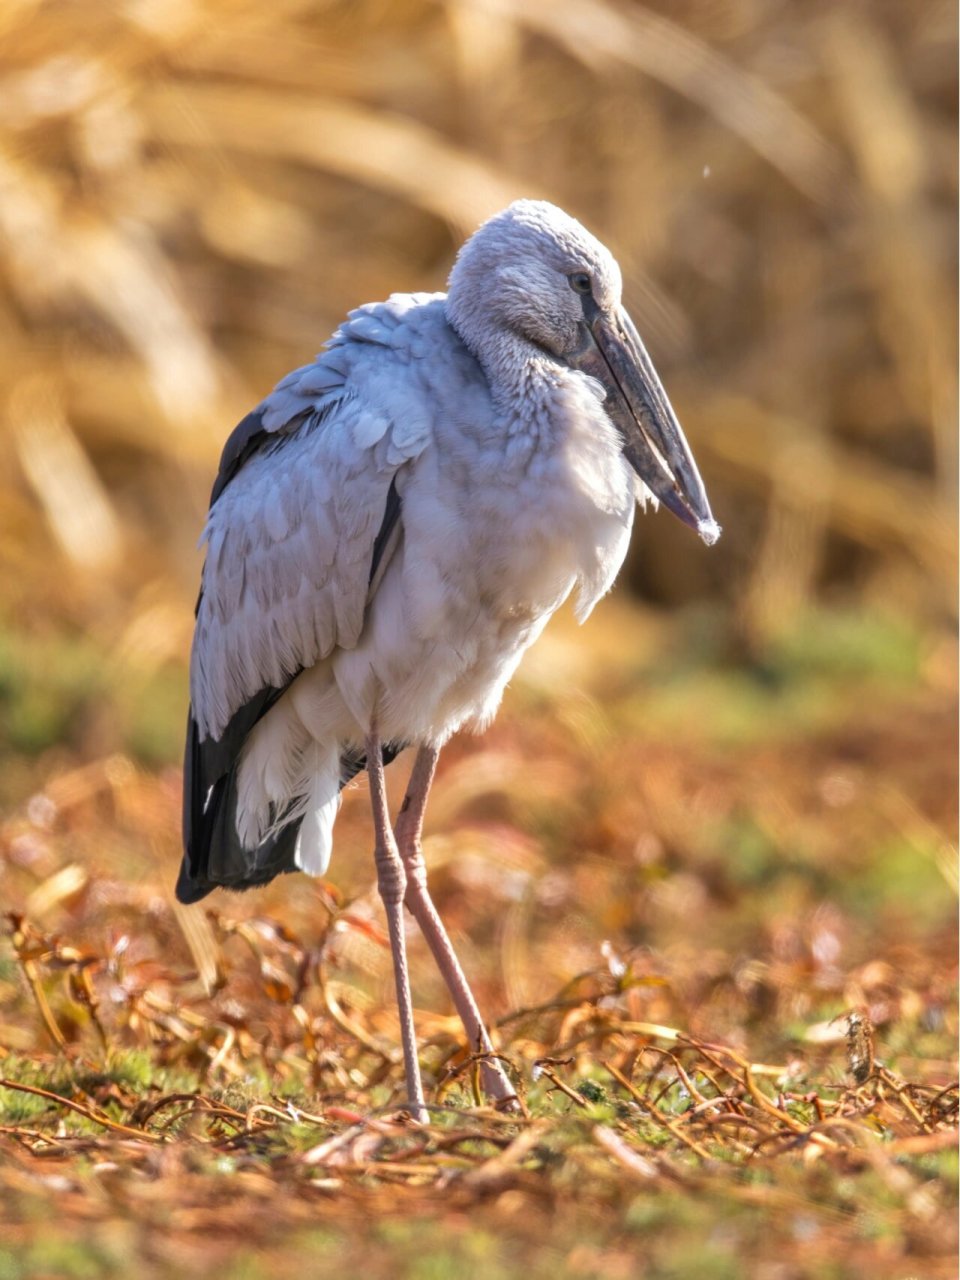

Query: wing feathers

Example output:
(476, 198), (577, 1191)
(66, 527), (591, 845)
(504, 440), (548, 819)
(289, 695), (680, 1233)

(193, 381), (431, 743)
(179, 294), (449, 900)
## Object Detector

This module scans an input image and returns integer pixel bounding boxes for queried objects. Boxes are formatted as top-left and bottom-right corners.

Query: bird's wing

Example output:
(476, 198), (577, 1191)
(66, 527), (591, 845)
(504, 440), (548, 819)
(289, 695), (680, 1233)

(179, 294), (447, 901)
(191, 294), (444, 742)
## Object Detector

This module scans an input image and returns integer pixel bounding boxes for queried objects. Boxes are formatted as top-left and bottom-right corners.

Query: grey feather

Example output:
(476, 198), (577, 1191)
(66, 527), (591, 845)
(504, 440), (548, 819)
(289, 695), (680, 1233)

(190, 300), (445, 743)
(178, 300), (444, 902)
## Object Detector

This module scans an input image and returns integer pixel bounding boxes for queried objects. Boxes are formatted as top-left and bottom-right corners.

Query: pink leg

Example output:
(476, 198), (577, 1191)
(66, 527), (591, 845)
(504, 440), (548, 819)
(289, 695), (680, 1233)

(395, 746), (517, 1107)
(366, 729), (428, 1122)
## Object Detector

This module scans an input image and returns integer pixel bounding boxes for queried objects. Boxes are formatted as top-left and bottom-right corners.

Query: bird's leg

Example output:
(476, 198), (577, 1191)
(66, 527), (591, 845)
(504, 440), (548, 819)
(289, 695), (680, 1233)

(366, 727), (428, 1123)
(395, 746), (517, 1108)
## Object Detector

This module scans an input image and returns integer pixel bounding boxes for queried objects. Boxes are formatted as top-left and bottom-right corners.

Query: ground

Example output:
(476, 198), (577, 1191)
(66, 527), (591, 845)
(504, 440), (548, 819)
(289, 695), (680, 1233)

(0, 598), (956, 1279)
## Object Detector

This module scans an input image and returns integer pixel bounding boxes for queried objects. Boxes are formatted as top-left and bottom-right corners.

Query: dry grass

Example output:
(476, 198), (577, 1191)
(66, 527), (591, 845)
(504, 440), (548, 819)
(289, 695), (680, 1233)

(0, 0), (956, 1276)
(0, 0), (955, 624)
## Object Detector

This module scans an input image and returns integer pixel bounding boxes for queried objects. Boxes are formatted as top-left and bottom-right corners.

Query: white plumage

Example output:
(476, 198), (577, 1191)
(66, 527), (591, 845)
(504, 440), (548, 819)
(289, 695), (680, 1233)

(179, 199), (718, 1114)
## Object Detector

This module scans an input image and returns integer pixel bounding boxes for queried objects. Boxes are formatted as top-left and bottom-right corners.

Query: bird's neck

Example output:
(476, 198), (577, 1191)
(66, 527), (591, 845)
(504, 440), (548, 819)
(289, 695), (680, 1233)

(454, 322), (565, 448)
(494, 341), (561, 415)
(495, 353), (570, 475)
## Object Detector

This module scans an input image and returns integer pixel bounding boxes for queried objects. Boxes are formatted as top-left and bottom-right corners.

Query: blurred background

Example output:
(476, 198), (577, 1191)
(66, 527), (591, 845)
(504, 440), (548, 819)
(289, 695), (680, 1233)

(0, 0), (956, 1059)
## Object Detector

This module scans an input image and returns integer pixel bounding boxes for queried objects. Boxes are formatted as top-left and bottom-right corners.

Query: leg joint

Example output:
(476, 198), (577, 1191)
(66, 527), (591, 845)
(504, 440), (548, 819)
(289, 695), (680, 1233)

(374, 844), (407, 906)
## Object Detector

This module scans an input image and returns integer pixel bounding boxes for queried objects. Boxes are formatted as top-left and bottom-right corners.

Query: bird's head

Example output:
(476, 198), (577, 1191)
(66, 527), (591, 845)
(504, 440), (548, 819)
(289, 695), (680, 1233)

(447, 200), (720, 545)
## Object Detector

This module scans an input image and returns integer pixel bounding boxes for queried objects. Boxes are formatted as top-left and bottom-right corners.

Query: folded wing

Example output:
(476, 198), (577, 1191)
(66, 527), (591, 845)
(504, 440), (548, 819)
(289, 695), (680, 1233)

(179, 295), (443, 901)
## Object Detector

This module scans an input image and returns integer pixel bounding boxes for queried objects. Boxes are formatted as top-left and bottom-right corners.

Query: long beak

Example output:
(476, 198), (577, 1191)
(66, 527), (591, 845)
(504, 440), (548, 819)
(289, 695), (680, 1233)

(568, 299), (720, 546)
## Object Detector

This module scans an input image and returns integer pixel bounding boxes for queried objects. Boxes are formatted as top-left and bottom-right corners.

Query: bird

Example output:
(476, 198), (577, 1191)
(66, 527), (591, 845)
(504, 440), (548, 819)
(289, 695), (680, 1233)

(177, 199), (719, 1120)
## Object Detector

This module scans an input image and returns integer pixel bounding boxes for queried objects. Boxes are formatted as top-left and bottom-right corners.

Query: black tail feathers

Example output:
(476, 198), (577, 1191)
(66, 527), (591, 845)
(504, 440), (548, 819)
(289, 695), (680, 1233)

(177, 704), (406, 904)
(177, 706), (302, 903)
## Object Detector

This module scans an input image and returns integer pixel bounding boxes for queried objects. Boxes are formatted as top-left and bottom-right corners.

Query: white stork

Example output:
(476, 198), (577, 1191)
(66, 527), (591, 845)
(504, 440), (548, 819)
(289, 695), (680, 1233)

(179, 200), (719, 1119)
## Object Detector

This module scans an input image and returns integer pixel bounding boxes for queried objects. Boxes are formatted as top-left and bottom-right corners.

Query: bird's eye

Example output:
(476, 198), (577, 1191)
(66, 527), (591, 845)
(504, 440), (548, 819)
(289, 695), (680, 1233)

(569, 272), (592, 295)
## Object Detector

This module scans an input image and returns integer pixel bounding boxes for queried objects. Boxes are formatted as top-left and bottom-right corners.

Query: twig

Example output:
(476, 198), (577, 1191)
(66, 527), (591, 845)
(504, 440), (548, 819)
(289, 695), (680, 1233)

(0, 1078), (164, 1143)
